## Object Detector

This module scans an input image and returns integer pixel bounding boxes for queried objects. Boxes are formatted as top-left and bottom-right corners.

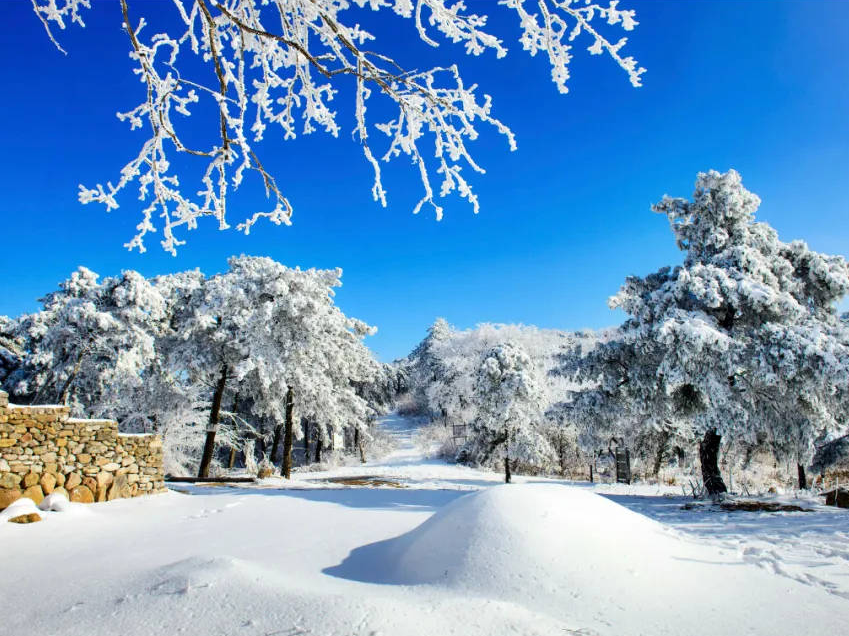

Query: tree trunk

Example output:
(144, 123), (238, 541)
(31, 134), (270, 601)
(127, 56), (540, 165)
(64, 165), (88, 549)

(589, 463), (594, 483)
(797, 463), (807, 490)
(504, 445), (512, 484)
(355, 428), (366, 463)
(652, 430), (671, 477)
(270, 385), (286, 464)
(198, 362), (228, 479)
(58, 341), (91, 405)
(227, 393), (239, 470)
(270, 423), (284, 463)
(698, 428), (727, 496)
(314, 437), (322, 463)
(281, 387), (295, 479)
(303, 419), (311, 465)
(30, 368), (54, 405)
(558, 435), (566, 476)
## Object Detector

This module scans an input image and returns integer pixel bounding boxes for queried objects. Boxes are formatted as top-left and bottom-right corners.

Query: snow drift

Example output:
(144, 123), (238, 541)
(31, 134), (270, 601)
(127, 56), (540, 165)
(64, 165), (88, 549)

(329, 483), (848, 635)
(329, 483), (681, 594)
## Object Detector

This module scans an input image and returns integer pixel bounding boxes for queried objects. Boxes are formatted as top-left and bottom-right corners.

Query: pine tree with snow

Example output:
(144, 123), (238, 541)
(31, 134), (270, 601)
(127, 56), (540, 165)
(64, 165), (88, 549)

(10, 267), (167, 415)
(467, 342), (548, 483)
(166, 255), (378, 478)
(406, 317), (457, 418)
(568, 170), (849, 495)
(0, 316), (25, 392)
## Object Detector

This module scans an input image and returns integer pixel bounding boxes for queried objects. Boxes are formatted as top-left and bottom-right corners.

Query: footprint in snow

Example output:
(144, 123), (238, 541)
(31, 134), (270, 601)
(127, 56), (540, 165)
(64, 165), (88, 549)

(187, 507), (224, 519)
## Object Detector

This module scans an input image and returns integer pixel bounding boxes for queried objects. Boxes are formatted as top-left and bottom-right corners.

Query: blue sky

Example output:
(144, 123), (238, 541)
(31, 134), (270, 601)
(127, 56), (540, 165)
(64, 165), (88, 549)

(1, 1), (847, 361)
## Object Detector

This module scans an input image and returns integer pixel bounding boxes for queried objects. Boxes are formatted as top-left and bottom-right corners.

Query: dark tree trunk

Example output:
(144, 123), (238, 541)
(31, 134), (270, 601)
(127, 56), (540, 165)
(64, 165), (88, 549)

(698, 428), (727, 496)
(270, 424), (284, 463)
(314, 437), (323, 463)
(303, 419), (311, 465)
(797, 463), (807, 490)
(198, 363), (228, 479)
(652, 430), (671, 477)
(281, 387), (295, 479)
(589, 463), (594, 483)
(270, 385), (285, 464)
(558, 435), (566, 476)
(198, 433), (218, 478)
(504, 453), (511, 484)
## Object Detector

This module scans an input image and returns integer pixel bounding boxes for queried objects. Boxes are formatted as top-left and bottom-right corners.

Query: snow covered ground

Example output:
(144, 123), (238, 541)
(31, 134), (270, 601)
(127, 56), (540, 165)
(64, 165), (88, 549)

(2, 413), (848, 636)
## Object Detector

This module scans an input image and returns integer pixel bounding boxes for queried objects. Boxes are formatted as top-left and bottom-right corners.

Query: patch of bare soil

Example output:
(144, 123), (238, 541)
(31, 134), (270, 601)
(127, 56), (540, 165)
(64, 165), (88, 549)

(682, 500), (812, 513)
(321, 476), (407, 488)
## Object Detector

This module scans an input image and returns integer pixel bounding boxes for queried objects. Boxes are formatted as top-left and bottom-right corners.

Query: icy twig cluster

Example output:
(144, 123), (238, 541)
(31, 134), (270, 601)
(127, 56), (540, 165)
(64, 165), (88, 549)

(33, 0), (644, 254)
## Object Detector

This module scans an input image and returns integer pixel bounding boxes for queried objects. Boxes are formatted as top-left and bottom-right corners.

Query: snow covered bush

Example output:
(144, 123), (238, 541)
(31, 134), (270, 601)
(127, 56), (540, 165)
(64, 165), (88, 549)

(414, 418), (459, 460)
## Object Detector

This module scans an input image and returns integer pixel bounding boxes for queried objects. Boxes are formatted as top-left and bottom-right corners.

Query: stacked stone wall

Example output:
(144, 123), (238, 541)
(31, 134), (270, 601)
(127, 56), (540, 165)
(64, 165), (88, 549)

(0, 390), (165, 510)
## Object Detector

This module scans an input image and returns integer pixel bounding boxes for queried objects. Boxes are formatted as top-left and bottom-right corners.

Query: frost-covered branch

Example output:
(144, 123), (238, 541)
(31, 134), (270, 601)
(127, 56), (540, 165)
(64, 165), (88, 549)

(34, 0), (644, 254)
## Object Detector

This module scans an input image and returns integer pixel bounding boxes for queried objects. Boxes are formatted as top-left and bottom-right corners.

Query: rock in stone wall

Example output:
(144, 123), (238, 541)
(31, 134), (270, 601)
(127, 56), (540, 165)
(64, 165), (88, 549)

(0, 390), (165, 510)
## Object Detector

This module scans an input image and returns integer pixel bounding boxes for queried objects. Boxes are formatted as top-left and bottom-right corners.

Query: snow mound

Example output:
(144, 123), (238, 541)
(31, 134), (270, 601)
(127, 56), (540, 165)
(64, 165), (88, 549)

(38, 492), (71, 512)
(85, 554), (570, 636)
(330, 484), (847, 635)
(345, 484), (673, 592)
(0, 497), (41, 523)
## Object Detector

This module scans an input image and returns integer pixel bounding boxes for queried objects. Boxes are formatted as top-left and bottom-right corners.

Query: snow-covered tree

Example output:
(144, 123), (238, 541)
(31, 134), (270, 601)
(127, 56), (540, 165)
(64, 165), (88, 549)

(166, 255), (378, 477)
(405, 317), (456, 417)
(33, 0), (645, 253)
(404, 320), (590, 475)
(3, 257), (378, 476)
(0, 316), (25, 391)
(10, 267), (167, 415)
(467, 342), (547, 482)
(568, 170), (849, 495)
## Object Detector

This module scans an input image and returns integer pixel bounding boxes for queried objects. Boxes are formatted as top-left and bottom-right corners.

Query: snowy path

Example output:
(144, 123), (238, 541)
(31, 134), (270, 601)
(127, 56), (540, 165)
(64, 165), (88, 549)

(2, 412), (849, 636)
(288, 412), (510, 490)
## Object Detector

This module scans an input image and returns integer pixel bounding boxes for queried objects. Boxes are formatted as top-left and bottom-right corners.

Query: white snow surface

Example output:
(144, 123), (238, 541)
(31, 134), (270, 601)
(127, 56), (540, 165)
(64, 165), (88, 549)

(0, 496), (41, 522)
(38, 492), (72, 512)
(2, 413), (848, 636)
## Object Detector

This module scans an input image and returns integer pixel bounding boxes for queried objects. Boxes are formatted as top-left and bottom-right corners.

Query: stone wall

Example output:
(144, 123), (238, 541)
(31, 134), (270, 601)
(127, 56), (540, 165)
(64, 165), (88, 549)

(0, 390), (165, 510)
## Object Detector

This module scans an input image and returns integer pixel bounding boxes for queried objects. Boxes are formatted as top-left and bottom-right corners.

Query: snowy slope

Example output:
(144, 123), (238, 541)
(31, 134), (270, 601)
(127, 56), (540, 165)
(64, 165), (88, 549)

(2, 413), (848, 636)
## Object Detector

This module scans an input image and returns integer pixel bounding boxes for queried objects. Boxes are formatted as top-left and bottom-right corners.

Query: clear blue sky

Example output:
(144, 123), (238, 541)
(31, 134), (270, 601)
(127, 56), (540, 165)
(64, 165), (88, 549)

(1, 1), (847, 361)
